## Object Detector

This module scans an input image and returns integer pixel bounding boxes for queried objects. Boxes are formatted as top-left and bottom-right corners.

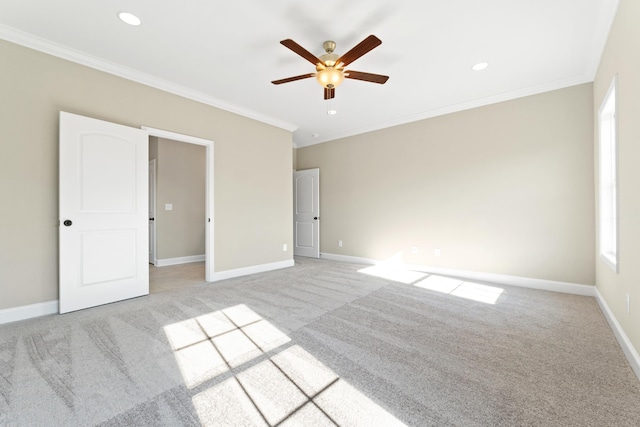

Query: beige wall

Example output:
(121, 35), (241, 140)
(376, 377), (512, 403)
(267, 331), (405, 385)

(292, 147), (297, 171)
(297, 84), (595, 285)
(0, 40), (293, 310)
(594, 0), (640, 355)
(153, 137), (206, 260)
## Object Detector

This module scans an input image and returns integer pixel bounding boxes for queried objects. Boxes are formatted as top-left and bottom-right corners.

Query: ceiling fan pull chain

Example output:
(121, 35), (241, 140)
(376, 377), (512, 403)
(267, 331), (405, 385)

(327, 99), (337, 116)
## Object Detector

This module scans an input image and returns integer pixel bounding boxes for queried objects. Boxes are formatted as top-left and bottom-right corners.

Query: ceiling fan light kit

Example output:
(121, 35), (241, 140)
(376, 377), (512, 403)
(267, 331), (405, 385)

(316, 67), (344, 89)
(315, 41), (344, 89)
(272, 35), (389, 100)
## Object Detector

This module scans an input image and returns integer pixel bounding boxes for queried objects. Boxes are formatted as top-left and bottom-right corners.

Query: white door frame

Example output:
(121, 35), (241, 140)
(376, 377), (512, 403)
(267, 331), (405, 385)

(149, 159), (157, 265)
(142, 126), (214, 281)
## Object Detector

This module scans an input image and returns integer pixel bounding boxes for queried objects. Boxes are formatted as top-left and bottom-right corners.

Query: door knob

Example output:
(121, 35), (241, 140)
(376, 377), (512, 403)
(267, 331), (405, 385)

(63, 220), (72, 226)
(314, 217), (318, 220)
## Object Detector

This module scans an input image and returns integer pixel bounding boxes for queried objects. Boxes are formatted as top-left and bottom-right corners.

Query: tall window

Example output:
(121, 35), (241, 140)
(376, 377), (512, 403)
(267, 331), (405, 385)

(598, 76), (618, 272)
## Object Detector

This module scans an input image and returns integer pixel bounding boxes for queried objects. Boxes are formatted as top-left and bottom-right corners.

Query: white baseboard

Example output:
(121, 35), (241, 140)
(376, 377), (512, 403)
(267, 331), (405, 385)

(320, 252), (595, 296)
(407, 264), (594, 296)
(595, 288), (640, 380)
(321, 252), (379, 266)
(155, 254), (205, 267)
(0, 300), (58, 325)
(208, 259), (295, 282)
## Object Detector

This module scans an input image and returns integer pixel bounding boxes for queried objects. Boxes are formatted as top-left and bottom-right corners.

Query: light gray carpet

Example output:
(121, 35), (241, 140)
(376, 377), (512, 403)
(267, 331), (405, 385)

(1, 257), (639, 426)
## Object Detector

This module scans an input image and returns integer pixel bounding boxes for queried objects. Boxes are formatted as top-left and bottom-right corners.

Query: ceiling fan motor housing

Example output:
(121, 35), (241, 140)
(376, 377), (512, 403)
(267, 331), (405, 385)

(322, 40), (336, 53)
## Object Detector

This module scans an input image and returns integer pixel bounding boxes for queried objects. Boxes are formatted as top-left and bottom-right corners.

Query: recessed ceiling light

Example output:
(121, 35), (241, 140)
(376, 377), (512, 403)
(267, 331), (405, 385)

(118, 12), (141, 26)
(327, 110), (337, 115)
(472, 62), (489, 71)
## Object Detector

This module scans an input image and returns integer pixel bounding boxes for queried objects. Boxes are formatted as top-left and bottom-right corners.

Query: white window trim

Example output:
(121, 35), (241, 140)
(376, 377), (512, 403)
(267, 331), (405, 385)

(598, 75), (619, 273)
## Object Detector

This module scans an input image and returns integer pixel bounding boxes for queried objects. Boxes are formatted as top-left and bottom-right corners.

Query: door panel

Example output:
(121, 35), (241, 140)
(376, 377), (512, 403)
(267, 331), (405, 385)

(81, 135), (137, 211)
(293, 169), (319, 258)
(296, 222), (314, 248)
(59, 111), (149, 313)
(82, 230), (136, 285)
(296, 175), (314, 213)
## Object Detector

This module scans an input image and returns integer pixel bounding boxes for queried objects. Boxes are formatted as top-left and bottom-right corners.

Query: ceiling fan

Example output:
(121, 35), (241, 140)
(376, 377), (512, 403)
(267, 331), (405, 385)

(271, 35), (389, 100)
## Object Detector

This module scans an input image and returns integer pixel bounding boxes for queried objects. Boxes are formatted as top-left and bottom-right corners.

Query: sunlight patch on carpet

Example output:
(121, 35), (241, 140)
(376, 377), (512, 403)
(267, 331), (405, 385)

(164, 304), (406, 425)
(358, 265), (428, 284)
(415, 275), (504, 304)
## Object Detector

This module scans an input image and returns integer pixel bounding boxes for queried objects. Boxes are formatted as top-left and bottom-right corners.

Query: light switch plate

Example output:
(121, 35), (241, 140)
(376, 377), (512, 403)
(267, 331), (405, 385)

(165, 203), (173, 211)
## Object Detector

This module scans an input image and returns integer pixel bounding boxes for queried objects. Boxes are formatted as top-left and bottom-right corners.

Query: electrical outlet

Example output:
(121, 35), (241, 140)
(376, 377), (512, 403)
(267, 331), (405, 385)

(338, 240), (343, 247)
(411, 246), (418, 254)
(283, 244), (287, 252)
(626, 294), (630, 314)
(435, 248), (441, 256)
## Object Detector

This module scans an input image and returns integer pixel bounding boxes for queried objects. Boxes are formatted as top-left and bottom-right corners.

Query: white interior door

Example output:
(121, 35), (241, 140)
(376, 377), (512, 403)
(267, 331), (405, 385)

(59, 111), (149, 314)
(149, 159), (156, 265)
(293, 168), (320, 258)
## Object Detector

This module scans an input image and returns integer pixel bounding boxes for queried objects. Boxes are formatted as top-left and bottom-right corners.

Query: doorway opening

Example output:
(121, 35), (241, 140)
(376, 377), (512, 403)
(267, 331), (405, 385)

(149, 261), (206, 293)
(143, 126), (214, 292)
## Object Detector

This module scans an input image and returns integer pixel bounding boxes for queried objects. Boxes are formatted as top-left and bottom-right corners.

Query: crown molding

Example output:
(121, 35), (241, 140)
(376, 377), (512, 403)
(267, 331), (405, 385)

(0, 24), (298, 132)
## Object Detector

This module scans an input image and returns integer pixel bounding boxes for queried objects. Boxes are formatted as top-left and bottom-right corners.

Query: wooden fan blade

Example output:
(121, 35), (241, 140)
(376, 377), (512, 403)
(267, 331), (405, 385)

(280, 39), (323, 66)
(271, 73), (315, 85)
(324, 87), (335, 100)
(336, 35), (382, 67)
(345, 70), (389, 84)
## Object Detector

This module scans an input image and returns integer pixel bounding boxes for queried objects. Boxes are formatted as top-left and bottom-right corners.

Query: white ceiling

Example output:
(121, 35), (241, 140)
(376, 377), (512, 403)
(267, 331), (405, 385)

(0, 0), (619, 147)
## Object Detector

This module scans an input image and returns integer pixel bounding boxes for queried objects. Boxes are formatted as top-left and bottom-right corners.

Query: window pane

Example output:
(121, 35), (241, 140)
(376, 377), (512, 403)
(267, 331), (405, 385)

(598, 77), (618, 272)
